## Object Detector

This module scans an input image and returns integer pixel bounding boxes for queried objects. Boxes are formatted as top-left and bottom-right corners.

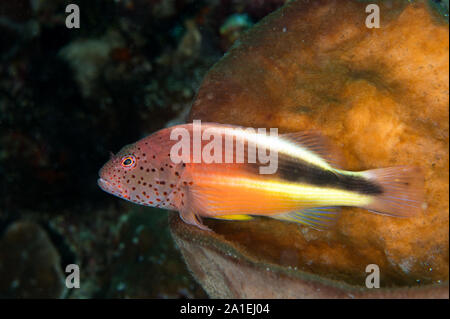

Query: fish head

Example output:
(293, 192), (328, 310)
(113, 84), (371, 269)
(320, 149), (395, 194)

(98, 129), (186, 209)
(98, 142), (150, 203)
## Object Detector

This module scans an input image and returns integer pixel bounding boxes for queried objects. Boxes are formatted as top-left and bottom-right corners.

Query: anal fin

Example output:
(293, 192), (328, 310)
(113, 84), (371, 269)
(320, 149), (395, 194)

(272, 207), (340, 230)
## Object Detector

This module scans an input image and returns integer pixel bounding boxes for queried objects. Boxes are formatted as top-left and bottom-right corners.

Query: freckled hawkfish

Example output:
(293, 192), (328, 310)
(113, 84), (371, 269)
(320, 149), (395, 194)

(98, 122), (424, 231)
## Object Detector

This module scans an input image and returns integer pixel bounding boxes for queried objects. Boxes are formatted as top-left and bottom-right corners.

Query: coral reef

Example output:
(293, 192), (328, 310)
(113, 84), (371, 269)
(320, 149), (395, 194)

(170, 213), (449, 298)
(99, 206), (207, 298)
(0, 222), (66, 298)
(1, 0), (283, 298)
(170, 0), (449, 297)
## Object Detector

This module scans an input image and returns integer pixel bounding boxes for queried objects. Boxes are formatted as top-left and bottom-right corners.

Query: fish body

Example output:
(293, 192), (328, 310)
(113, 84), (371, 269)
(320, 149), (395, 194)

(98, 122), (423, 231)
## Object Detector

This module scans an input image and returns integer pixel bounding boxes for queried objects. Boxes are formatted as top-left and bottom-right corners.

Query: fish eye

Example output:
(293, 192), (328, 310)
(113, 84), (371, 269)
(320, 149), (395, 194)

(121, 155), (136, 168)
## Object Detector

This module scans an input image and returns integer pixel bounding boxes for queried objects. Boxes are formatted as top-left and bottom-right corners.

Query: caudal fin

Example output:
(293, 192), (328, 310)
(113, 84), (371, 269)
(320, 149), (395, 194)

(362, 166), (424, 217)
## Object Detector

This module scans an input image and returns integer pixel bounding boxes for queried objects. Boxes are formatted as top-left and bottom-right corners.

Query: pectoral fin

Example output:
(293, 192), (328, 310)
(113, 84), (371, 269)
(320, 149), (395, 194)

(179, 210), (212, 231)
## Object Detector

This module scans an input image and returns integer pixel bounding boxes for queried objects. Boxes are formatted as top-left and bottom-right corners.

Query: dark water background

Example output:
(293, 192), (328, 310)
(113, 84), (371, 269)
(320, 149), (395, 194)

(0, 0), (285, 298)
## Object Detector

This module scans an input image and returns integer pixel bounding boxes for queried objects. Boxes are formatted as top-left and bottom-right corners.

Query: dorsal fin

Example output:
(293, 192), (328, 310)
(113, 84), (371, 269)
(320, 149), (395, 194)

(281, 131), (344, 168)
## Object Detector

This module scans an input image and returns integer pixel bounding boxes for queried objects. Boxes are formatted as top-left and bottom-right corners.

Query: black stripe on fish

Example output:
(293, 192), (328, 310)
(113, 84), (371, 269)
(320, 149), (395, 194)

(277, 161), (383, 195)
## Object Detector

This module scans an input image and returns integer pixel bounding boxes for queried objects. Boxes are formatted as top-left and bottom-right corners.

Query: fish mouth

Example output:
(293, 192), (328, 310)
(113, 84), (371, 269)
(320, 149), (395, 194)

(97, 178), (121, 196)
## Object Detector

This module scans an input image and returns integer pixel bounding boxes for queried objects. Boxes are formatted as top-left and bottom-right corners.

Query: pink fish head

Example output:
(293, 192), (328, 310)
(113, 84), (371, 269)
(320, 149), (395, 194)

(98, 134), (182, 209)
(98, 142), (144, 201)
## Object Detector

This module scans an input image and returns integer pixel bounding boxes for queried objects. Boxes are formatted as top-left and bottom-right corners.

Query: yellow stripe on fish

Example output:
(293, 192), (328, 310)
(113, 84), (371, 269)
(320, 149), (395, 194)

(190, 174), (373, 215)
